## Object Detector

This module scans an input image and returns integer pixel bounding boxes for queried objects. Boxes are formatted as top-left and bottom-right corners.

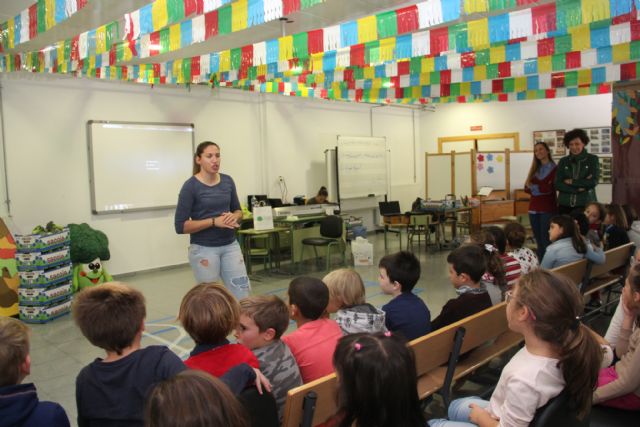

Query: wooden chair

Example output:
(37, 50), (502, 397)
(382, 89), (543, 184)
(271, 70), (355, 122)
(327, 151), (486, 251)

(408, 213), (437, 250)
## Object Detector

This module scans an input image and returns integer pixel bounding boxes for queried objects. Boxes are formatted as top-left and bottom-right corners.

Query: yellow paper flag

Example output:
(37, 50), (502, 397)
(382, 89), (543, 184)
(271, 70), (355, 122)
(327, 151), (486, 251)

(232, 0), (248, 32)
(357, 16), (378, 44)
(279, 35), (293, 61)
(96, 26), (108, 54)
(569, 25), (590, 52)
(468, 18), (489, 50)
(152, 0), (169, 31)
(169, 24), (181, 51)
(581, 0), (610, 24)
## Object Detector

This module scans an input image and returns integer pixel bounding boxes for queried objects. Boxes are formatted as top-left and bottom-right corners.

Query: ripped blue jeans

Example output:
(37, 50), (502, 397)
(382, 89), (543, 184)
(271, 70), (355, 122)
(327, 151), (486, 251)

(188, 241), (251, 300)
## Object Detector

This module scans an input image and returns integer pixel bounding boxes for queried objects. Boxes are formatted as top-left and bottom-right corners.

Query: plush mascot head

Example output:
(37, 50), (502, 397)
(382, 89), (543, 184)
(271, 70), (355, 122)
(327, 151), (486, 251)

(69, 223), (113, 292)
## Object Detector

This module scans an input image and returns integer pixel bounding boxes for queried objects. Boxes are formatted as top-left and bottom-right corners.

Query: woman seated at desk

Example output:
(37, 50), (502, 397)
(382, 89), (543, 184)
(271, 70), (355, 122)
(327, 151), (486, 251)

(307, 186), (329, 205)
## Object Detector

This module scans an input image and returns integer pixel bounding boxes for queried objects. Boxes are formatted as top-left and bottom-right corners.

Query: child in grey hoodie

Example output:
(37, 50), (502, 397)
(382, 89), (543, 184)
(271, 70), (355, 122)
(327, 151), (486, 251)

(323, 268), (386, 335)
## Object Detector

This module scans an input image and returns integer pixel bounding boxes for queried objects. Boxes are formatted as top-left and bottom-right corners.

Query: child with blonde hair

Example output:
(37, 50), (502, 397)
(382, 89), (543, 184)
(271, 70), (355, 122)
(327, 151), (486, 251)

(323, 268), (385, 334)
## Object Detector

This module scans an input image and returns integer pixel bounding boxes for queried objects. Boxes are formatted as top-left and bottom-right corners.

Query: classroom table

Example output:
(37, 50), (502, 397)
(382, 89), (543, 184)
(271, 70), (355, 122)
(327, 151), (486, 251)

(237, 226), (289, 276)
(274, 215), (346, 270)
(411, 206), (474, 249)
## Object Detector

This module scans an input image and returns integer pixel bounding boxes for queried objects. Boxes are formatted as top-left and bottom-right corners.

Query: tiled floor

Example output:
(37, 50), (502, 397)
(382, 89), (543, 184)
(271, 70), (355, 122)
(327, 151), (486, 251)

(26, 232), (460, 425)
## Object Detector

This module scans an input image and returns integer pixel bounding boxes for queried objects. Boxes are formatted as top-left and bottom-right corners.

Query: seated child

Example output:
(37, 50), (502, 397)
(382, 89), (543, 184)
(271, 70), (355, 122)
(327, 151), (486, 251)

(318, 332), (425, 427)
(603, 204), (631, 250)
(541, 215), (605, 269)
(236, 295), (303, 421)
(504, 222), (539, 274)
(146, 370), (250, 427)
(468, 231), (507, 305)
(593, 263), (640, 410)
(378, 251), (431, 341)
(282, 277), (342, 383)
(73, 282), (186, 427)
(604, 247), (640, 350)
(431, 245), (492, 331)
(585, 201), (605, 238)
(429, 270), (601, 426)
(485, 226), (522, 289)
(323, 268), (386, 334)
(180, 283), (259, 377)
(0, 317), (70, 427)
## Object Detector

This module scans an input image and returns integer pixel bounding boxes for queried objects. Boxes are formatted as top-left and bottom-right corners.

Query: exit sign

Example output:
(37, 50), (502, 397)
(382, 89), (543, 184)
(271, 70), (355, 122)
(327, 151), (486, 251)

(470, 125), (483, 131)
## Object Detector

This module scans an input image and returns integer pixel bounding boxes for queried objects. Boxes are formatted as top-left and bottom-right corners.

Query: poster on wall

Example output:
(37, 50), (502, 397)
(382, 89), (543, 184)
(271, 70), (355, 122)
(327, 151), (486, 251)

(533, 129), (566, 157)
(583, 127), (612, 154)
(599, 157), (613, 184)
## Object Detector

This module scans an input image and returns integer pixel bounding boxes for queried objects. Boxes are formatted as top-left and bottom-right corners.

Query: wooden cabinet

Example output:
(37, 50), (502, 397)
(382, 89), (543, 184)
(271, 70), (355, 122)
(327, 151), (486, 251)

(472, 200), (515, 225)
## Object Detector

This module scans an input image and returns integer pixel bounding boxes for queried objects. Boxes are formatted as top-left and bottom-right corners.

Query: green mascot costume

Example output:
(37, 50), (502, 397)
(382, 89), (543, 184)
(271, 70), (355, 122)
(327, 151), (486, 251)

(69, 223), (113, 292)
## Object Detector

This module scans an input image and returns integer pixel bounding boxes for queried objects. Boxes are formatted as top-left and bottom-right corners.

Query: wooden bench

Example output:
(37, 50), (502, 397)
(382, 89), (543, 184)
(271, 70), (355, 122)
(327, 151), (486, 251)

(582, 243), (635, 297)
(282, 323), (462, 427)
(442, 303), (523, 389)
(282, 304), (523, 427)
(550, 259), (589, 289)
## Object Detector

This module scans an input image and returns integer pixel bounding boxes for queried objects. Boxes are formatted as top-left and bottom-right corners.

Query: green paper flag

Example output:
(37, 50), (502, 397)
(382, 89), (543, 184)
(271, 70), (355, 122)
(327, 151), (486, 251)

(376, 11), (397, 39)
(218, 5), (232, 35)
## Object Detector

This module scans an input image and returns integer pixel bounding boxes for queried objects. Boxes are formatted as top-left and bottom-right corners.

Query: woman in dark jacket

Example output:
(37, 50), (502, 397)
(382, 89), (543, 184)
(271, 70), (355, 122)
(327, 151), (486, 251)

(555, 128), (599, 215)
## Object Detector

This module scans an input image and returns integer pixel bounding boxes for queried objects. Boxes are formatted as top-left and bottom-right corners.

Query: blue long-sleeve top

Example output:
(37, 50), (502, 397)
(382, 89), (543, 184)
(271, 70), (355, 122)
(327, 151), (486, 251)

(174, 174), (241, 247)
(541, 237), (605, 269)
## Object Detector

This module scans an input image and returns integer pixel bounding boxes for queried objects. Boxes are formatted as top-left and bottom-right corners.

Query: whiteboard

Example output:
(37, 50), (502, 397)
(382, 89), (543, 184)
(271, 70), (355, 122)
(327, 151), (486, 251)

(476, 152), (506, 190)
(87, 121), (195, 214)
(509, 151), (534, 194)
(337, 136), (389, 199)
(426, 154), (451, 200)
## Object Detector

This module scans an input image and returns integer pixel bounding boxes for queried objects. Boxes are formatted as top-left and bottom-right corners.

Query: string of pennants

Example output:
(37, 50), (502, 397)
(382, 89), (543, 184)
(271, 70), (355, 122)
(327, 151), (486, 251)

(4, 0), (637, 74)
(0, 0), (89, 50)
(0, 0), (326, 56)
(1, 0), (639, 105)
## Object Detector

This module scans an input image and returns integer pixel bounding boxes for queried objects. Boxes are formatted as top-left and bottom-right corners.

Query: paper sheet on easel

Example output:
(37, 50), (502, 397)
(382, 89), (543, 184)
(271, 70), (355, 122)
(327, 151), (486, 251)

(478, 187), (493, 197)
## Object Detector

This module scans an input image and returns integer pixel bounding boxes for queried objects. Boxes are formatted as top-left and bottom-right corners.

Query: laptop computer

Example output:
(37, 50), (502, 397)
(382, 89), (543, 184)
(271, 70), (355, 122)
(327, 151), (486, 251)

(378, 201), (402, 216)
(267, 198), (284, 208)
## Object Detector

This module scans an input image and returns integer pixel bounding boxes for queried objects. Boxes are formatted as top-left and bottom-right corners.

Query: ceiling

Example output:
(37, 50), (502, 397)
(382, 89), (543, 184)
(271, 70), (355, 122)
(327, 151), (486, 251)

(0, 0), (426, 63)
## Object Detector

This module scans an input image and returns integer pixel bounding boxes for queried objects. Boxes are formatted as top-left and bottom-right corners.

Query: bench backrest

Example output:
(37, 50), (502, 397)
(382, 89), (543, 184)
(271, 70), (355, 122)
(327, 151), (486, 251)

(282, 303), (515, 427)
(410, 321), (459, 376)
(457, 302), (510, 354)
(551, 259), (589, 288)
(282, 373), (337, 427)
(589, 243), (634, 278)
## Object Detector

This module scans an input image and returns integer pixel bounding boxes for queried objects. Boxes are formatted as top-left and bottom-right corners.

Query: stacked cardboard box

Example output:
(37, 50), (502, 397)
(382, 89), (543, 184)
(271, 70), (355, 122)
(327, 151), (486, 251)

(15, 228), (73, 323)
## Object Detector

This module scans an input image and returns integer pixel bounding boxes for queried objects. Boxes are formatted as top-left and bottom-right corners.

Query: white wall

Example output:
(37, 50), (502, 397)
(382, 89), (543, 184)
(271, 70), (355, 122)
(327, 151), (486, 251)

(0, 73), (419, 274)
(419, 94), (613, 202)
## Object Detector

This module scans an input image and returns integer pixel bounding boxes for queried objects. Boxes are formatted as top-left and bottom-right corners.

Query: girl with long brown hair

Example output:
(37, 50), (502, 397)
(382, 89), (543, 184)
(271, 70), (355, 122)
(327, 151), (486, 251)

(524, 142), (557, 259)
(429, 270), (602, 426)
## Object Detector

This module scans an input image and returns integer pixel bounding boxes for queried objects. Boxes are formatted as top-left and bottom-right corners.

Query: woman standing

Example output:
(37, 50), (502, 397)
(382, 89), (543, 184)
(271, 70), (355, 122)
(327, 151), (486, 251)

(525, 142), (557, 259)
(555, 128), (600, 215)
(174, 141), (250, 299)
